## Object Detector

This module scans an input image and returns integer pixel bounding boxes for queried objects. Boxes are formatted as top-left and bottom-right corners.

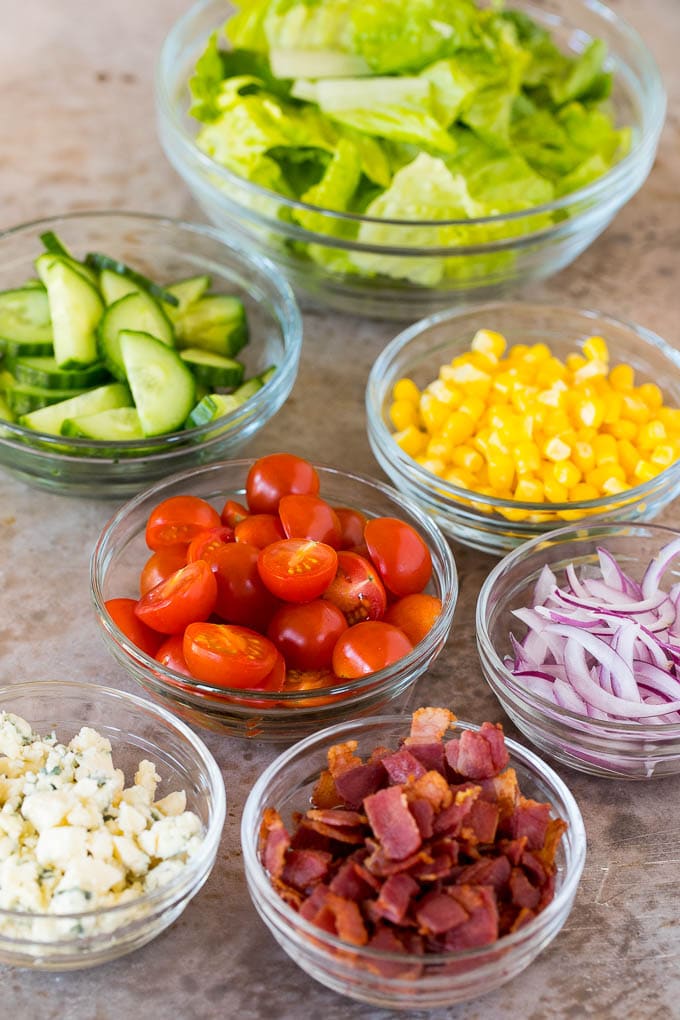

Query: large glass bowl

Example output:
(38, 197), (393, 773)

(0, 212), (302, 497)
(477, 521), (680, 779)
(90, 458), (458, 742)
(241, 713), (586, 1010)
(156, 0), (665, 320)
(0, 680), (226, 970)
(366, 302), (680, 556)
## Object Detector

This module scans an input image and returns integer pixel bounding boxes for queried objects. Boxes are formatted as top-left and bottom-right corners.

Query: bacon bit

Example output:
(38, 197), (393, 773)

(409, 797), (435, 839)
(509, 867), (541, 910)
(364, 785), (422, 861)
(259, 808), (290, 879)
(311, 768), (339, 810)
(416, 889), (469, 935)
(282, 849), (332, 892)
(445, 722), (509, 780)
(509, 906), (537, 933)
(298, 818), (366, 844)
(433, 786), (479, 837)
(370, 873), (419, 925)
(455, 854), (511, 891)
(480, 767), (519, 820)
(329, 860), (377, 901)
(408, 769), (453, 813)
(405, 741), (446, 775)
(463, 798), (500, 845)
(334, 761), (388, 808)
(406, 706), (456, 744)
(506, 797), (552, 850)
(441, 886), (499, 951)
(306, 807), (366, 827)
(382, 747), (427, 784)
(327, 739), (362, 777)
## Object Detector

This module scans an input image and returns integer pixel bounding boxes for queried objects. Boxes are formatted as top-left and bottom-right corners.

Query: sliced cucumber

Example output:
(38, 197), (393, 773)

(99, 268), (146, 305)
(61, 406), (144, 441)
(18, 381), (131, 435)
(84, 252), (179, 307)
(97, 291), (174, 381)
(36, 255), (104, 368)
(40, 230), (71, 257)
(8, 355), (109, 390)
(185, 392), (242, 428)
(259, 365), (277, 386)
(0, 288), (53, 352)
(232, 376), (264, 402)
(174, 295), (248, 357)
(3, 377), (87, 416)
(120, 330), (196, 436)
(36, 240), (99, 289)
(0, 391), (13, 423)
(179, 347), (244, 389)
(163, 275), (211, 319)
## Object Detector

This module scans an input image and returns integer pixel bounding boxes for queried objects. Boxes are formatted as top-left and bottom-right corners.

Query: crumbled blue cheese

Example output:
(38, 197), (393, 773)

(0, 711), (204, 940)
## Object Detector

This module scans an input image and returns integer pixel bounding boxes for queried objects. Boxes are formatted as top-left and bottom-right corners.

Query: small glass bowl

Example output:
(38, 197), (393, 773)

(240, 713), (586, 1010)
(477, 521), (680, 780)
(0, 211), (302, 497)
(367, 302), (680, 556)
(90, 459), (458, 742)
(156, 0), (665, 320)
(0, 680), (226, 970)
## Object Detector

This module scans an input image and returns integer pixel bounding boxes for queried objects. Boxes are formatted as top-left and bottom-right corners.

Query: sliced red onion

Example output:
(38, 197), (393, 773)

(533, 563), (557, 606)
(597, 547), (642, 597)
(562, 637), (680, 718)
(641, 536), (680, 599)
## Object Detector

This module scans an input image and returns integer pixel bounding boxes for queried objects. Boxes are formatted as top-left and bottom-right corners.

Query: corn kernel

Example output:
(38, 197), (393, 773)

(638, 383), (664, 410)
(618, 440), (640, 476)
(487, 453), (515, 491)
(513, 441), (541, 475)
(601, 476), (628, 496)
(543, 473), (569, 503)
(621, 393), (651, 424)
(536, 358), (568, 388)
(553, 460), (582, 488)
(586, 464), (626, 489)
(609, 363), (635, 392)
(471, 329), (506, 360)
(452, 445), (484, 473)
(573, 360), (608, 384)
(583, 335), (609, 362)
(543, 436), (571, 462)
(440, 411), (475, 445)
(602, 392), (622, 424)
(637, 419), (667, 450)
(458, 396), (486, 421)
(524, 343), (551, 364)
(507, 343), (529, 361)
(515, 478), (545, 502)
(566, 353), (587, 373)
(543, 409), (571, 435)
(572, 441), (595, 474)
(605, 419), (637, 440)
(650, 444), (676, 468)
(420, 393), (451, 433)
(633, 459), (658, 483)
(593, 434), (619, 465)
(658, 407), (680, 433)
(569, 482), (600, 502)
(393, 378), (421, 404)
(499, 506), (530, 522)
(416, 456), (447, 477)
(394, 426), (427, 458)
(389, 399), (418, 431)
(426, 435), (453, 460)
(573, 396), (605, 429)
(444, 467), (474, 489)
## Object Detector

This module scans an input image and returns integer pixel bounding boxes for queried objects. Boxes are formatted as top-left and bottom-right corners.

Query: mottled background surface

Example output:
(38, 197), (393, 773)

(0, 0), (679, 1016)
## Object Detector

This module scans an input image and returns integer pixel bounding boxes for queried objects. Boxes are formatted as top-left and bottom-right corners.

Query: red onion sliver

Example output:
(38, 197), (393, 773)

(641, 536), (680, 599)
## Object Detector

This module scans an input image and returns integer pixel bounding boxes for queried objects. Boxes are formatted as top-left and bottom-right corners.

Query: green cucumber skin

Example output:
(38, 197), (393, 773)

(97, 291), (175, 381)
(8, 355), (110, 390)
(99, 268), (146, 306)
(5, 380), (87, 416)
(174, 296), (248, 357)
(179, 347), (245, 389)
(17, 381), (132, 435)
(60, 406), (145, 441)
(36, 255), (104, 368)
(84, 252), (179, 308)
(185, 393), (242, 428)
(163, 275), (212, 319)
(119, 330), (196, 437)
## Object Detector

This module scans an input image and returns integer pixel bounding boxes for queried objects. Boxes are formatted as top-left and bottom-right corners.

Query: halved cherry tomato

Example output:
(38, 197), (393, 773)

(278, 494), (342, 548)
(254, 651), (286, 692)
(212, 542), (279, 629)
(221, 499), (249, 529)
(364, 517), (432, 597)
(187, 526), (234, 567)
(257, 539), (338, 603)
(384, 593), (442, 646)
(234, 513), (285, 549)
(135, 560), (217, 634)
(105, 597), (162, 657)
(267, 599), (348, 671)
(140, 545), (188, 596)
(155, 633), (191, 676)
(246, 453), (319, 514)
(183, 622), (278, 689)
(334, 507), (367, 550)
(331, 620), (413, 678)
(145, 495), (221, 550)
(323, 551), (387, 625)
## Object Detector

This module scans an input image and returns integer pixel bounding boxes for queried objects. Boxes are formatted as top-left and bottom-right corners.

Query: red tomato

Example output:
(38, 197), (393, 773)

(145, 495), (221, 550)
(140, 545), (188, 596)
(221, 499), (249, 528)
(364, 517), (432, 597)
(254, 651), (286, 692)
(135, 560), (217, 634)
(155, 633), (191, 675)
(105, 597), (162, 657)
(212, 542), (279, 629)
(278, 494), (342, 548)
(245, 453), (319, 514)
(257, 539), (338, 603)
(183, 622), (279, 689)
(267, 599), (348, 671)
(187, 526), (234, 567)
(323, 551), (387, 625)
(234, 513), (285, 549)
(334, 507), (367, 550)
(384, 593), (442, 646)
(332, 620), (414, 678)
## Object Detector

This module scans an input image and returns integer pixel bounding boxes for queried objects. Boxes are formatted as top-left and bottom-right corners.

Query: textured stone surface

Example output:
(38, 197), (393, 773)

(0, 0), (679, 1016)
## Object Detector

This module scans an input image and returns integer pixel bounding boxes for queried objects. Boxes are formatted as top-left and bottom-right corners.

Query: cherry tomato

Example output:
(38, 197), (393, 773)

(246, 453), (319, 514)
(278, 494), (342, 548)
(140, 545), (188, 596)
(255, 651), (286, 693)
(384, 593), (442, 646)
(155, 633), (191, 676)
(234, 513), (285, 549)
(364, 517), (432, 597)
(257, 539), (338, 603)
(323, 551), (387, 625)
(145, 495), (221, 550)
(285, 668), (339, 692)
(135, 560), (217, 634)
(183, 622), (279, 689)
(334, 506), (368, 550)
(187, 526), (234, 567)
(212, 542), (280, 629)
(221, 499), (249, 528)
(332, 620), (414, 678)
(267, 599), (348, 671)
(105, 597), (162, 657)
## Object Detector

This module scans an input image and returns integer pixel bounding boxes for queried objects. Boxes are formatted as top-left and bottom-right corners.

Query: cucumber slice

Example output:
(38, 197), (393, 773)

(84, 252), (179, 308)
(163, 275), (211, 320)
(185, 392), (242, 428)
(179, 347), (244, 388)
(0, 391), (13, 423)
(97, 291), (174, 381)
(36, 255), (104, 368)
(60, 406), (144, 441)
(0, 288), (53, 352)
(3, 377), (87, 416)
(40, 230), (71, 257)
(8, 355), (109, 390)
(174, 295), (248, 357)
(259, 365), (277, 386)
(120, 330), (196, 436)
(99, 268), (146, 305)
(232, 376), (263, 402)
(36, 243), (100, 289)
(18, 382), (131, 435)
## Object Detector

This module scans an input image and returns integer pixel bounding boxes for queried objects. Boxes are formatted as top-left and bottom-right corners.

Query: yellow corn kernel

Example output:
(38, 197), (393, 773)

(572, 396), (605, 429)
(416, 456), (447, 477)
(443, 361), (492, 395)
(440, 411), (475, 445)
(601, 476), (628, 496)
(609, 363), (635, 392)
(543, 471), (569, 503)
(604, 418), (637, 440)
(507, 343), (530, 362)
(419, 393), (451, 433)
(572, 440), (595, 474)
(452, 445), (484, 473)
(437, 366), (466, 397)
(593, 433), (619, 465)
(389, 399), (418, 431)
(637, 419), (667, 451)
(569, 482), (601, 502)
(524, 343), (552, 365)
(543, 436), (571, 462)
(515, 477), (545, 502)
(471, 328), (506, 360)
(586, 464), (626, 489)
(650, 444), (676, 469)
(573, 359), (608, 385)
(633, 459), (659, 484)
(511, 387), (540, 414)
(538, 384), (569, 410)
(543, 409), (572, 435)
(621, 393), (651, 424)
(426, 435), (453, 460)
(499, 506), (531, 522)
(638, 382), (664, 410)
(458, 395), (486, 422)
(513, 441), (541, 475)
(492, 370), (519, 399)
(444, 467), (475, 489)
(658, 407), (680, 433)
(566, 353), (587, 373)
(393, 378), (421, 404)
(393, 425), (427, 458)
(601, 392), (622, 424)
(583, 335), (609, 362)
(553, 460), (582, 488)
(487, 452), (515, 491)
(618, 439), (640, 476)
(536, 357), (568, 388)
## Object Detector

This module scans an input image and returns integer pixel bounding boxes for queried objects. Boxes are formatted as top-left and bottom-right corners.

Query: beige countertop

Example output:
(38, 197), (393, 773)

(1, 1), (679, 1017)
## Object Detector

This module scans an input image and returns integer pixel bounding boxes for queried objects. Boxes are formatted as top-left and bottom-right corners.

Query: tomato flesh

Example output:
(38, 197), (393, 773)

(323, 551), (387, 625)
(145, 495), (221, 550)
(221, 499), (249, 528)
(155, 633), (191, 676)
(384, 593), (442, 646)
(183, 622), (278, 689)
(332, 620), (414, 678)
(186, 526), (234, 568)
(258, 539), (338, 603)
(140, 545), (188, 596)
(234, 513), (285, 549)
(246, 453), (319, 514)
(267, 599), (347, 671)
(105, 597), (162, 657)
(278, 494), (342, 548)
(135, 560), (217, 634)
(364, 517), (432, 597)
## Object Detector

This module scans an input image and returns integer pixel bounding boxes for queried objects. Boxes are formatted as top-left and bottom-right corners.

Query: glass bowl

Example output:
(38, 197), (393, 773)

(155, 0), (665, 320)
(477, 521), (680, 780)
(90, 458), (458, 742)
(240, 713), (586, 1010)
(0, 211), (302, 497)
(366, 302), (680, 556)
(0, 680), (226, 970)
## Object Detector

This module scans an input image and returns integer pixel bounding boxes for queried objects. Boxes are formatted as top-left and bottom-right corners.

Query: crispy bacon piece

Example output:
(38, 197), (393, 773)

(409, 797), (435, 839)
(408, 769), (453, 813)
(445, 722), (509, 780)
(327, 739), (362, 777)
(415, 889), (468, 935)
(333, 761), (388, 809)
(329, 859), (377, 901)
(282, 849), (332, 892)
(299, 887), (369, 946)
(441, 886), (499, 951)
(506, 796), (551, 850)
(259, 808), (290, 880)
(369, 873), (419, 925)
(509, 867), (541, 910)
(382, 748), (427, 784)
(311, 768), (339, 810)
(364, 785), (422, 861)
(406, 706), (456, 744)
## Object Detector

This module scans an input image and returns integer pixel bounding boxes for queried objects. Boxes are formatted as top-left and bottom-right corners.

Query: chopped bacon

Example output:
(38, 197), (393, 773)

(333, 761), (388, 809)
(329, 859), (377, 901)
(441, 886), (498, 951)
(381, 748), (427, 784)
(454, 854), (511, 891)
(406, 706), (456, 744)
(445, 722), (509, 780)
(505, 796), (551, 850)
(415, 889), (468, 935)
(432, 786), (479, 836)
(409, 797), (435, 839)
(509, 867), (541, 910)
(311, 769), (340, 810)
(364, 785), (422, 861)
(327, 739), (362, 777)
(405, 742), (446, 775)
(369, 873), (419, 925)
(282, 849), (332, 892)
(408, 769), (453, 813)
(463, 798), (500, 845)
(259, 808), (290, 880)
(479, 767), (519, 820)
